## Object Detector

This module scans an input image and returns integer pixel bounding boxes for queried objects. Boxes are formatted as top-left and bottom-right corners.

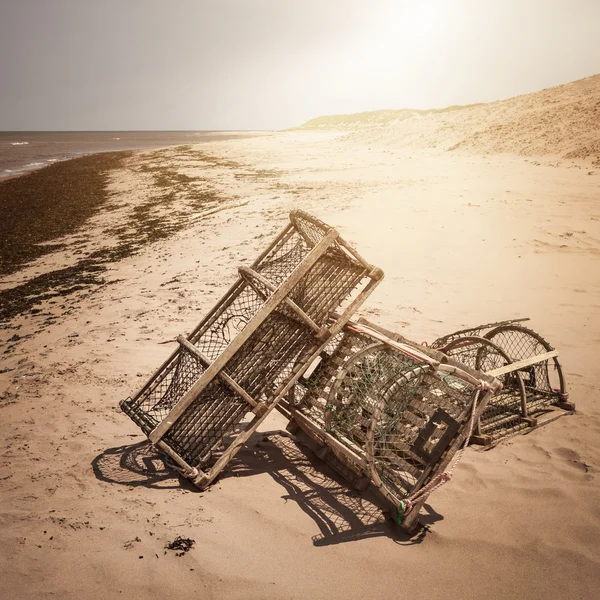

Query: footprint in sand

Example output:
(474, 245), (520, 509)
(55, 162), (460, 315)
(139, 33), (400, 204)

(555, 447), (593, 473)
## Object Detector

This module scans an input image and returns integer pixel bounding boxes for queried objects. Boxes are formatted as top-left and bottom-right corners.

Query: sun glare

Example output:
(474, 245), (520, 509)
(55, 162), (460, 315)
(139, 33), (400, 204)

(394, 1), (449, 42)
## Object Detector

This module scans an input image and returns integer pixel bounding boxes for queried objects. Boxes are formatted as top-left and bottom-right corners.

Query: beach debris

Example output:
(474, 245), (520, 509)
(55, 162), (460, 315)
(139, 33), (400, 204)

(431, 318), (573, 445)
(120, 210), (570, 533)
(123, 537), (141, 549)
(121, 210), (383, 490)
(282, 316), (570, 529)
(282, 318), (500, 532)
(165, 536), (195, 556)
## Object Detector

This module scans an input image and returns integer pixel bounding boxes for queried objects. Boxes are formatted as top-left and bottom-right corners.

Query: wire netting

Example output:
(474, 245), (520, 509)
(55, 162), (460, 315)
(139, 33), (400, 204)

(433, 321), (567, 443)
(289, 328), (480, 504)
(439, 337), (525, 436)
(121, 345), (207, 435)
(337, 346), (475, 502)
(485, 325), (564, 414)
(190, 280), (268, 362)
(121, 211), (377, 472)
(288, 329), (371, 420)
(431, 318), (527, 349)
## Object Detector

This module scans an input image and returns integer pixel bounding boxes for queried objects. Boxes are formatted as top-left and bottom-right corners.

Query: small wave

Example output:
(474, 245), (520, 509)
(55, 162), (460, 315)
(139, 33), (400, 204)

(4, 169), (13, 173)
(112, 137), (121, 140)
(25, 162), (44, 167)
(46, 158), (58, 162)
(11, 141), (29, 145)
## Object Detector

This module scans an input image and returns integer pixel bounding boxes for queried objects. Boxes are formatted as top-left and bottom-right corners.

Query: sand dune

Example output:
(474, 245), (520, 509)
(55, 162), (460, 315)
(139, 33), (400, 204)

(299, 74), (600, 162)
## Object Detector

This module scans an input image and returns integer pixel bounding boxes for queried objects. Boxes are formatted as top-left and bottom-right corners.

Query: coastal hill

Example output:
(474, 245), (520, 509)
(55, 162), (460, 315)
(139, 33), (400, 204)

(295, 104), (482, 129)
(296, 74), (600, 162)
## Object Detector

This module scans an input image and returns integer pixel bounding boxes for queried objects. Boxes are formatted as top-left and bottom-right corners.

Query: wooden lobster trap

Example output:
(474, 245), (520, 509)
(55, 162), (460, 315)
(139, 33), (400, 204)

(431, 318), (573, 445)
(279, 318), (501, 531)
(121, 211), (383, 488)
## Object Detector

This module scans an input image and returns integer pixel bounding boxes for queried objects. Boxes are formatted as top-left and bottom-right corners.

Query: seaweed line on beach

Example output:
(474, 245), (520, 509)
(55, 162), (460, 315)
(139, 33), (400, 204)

(0, 147), (271, 329)
(0, 151), (134, 276)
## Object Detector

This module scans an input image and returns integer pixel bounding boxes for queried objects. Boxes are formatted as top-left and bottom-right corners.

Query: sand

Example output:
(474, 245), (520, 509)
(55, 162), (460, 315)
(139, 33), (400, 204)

(300, 73), (600, 164)
(1, 80), (600, 599)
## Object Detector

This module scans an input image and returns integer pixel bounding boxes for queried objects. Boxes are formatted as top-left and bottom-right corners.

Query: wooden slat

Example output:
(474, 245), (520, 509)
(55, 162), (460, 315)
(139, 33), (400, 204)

(487, 350), (558, 377)
(346, 322), (437, 366)
(238, 266), (324, 335)
(176, 335), (264, 413)
(336, 236), (382, 273)
(326, 277), (383, 339)
(385, 433), (425, 463)
(376, 448), (422, 479)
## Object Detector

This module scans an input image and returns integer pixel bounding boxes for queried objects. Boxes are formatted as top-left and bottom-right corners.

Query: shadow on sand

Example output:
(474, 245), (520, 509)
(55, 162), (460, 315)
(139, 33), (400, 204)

(92, 439), (190, 490)
(92, 432), (443, 546)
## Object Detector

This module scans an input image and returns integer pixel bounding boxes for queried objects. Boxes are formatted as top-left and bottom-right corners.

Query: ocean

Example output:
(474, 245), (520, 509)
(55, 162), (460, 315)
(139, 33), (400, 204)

(0, 130), (262, 179)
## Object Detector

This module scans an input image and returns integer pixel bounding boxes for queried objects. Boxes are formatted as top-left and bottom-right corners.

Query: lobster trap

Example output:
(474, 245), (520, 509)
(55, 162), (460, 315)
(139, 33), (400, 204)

(278, 318), (501, 531)
(121, 211), (383, 488)
(431, 318), (573, 445)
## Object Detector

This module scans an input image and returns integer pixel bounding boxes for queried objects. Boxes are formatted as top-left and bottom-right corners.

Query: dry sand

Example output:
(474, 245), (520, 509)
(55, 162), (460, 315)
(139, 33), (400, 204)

(301, 73), (600, 164)
(1, 78), (600, 599)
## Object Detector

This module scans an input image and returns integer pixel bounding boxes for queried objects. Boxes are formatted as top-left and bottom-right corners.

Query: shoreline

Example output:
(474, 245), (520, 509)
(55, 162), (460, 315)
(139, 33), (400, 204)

(0, 144), (244, 325)
(0, 130), (272, 182)
(0, 148), (134, 182)
(1, 151), (134, 276)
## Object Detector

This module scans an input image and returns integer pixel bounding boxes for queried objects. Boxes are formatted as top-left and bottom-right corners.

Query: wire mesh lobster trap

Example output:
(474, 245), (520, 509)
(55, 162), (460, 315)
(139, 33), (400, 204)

(121, 211), (383, 488)
(279, 318), (501, 531)
(431, 318), (573, 444)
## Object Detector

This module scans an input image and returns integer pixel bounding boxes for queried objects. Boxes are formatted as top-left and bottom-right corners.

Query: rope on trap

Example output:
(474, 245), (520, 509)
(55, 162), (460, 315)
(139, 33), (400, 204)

(164, 456), (200, 479)
(394, 380), (495, 525)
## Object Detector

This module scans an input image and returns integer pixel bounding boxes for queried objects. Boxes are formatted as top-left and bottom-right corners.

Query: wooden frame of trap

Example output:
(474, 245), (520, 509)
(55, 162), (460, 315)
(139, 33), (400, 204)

(121, 211), (383, 489)
(431, 318), (573, 445)
(277, 318), (501, 532)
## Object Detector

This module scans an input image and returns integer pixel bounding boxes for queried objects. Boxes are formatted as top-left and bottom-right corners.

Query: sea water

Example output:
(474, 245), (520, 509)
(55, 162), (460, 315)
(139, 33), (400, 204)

(0, 130), (262, 179)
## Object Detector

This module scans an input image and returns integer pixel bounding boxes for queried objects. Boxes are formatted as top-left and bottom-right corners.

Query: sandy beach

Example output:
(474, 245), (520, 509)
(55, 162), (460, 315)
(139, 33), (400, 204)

(1, 76), (600, 599)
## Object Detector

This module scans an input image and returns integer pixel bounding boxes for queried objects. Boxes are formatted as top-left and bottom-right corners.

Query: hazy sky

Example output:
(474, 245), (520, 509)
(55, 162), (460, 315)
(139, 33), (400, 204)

(1, 0), (599, 130)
